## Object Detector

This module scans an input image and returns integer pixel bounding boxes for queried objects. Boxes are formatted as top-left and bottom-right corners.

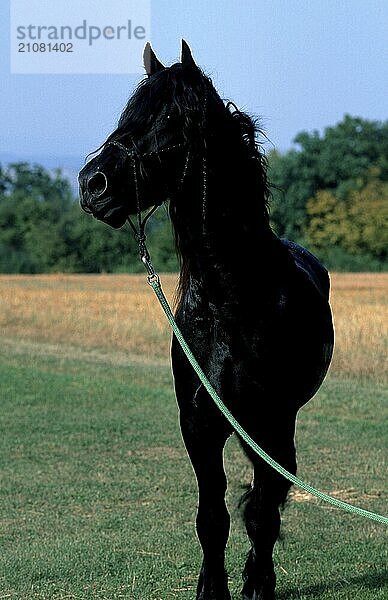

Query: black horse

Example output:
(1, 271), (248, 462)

(79, 41), (334, 600)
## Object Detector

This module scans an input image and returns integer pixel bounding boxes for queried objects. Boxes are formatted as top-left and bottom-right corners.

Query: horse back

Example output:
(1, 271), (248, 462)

(281, 239), (330, 301)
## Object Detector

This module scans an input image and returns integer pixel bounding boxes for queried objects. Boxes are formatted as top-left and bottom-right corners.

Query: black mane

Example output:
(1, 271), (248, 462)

(111, 64), (270, 201)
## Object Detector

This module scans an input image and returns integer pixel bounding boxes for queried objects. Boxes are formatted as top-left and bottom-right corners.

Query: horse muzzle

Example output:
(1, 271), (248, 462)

(78, 166), (128, 228)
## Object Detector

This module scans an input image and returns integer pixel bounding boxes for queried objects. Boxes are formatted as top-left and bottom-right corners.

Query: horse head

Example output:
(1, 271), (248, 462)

(78, 40), (215, 229)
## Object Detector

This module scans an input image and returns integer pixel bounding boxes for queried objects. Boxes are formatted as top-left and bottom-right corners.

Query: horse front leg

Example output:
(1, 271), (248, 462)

(179, 389), (232, 600)
(238, 423), (297, 600)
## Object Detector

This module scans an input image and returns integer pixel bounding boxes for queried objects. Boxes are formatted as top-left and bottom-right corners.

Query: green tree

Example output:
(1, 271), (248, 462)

(269, 115), (388, 242)
(304, 172), (388, 268)
(0, 163), (75, 272)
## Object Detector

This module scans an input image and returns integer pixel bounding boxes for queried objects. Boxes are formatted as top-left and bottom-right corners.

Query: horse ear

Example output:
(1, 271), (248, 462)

(143, 42), (165, 76)
(181, 39), (197, 68)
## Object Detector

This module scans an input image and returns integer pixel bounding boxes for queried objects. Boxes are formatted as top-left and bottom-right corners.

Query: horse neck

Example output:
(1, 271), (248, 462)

(173, 147), (279, 303)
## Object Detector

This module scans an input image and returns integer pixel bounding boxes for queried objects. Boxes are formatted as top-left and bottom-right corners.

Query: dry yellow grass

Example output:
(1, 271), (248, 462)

(0, 272), (387, 380)
(0, 273), (177, 361)
(329, 273), (387, 381)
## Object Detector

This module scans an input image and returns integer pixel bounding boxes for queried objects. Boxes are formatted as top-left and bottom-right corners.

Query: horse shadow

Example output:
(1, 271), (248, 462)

(276, 569), (388, 599)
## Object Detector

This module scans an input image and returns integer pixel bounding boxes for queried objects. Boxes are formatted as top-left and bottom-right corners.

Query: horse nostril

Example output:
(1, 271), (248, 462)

(87, 172), (108, 197)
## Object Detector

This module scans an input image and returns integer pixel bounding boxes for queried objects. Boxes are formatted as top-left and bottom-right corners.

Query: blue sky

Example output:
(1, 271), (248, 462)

(1, 0), (387, 170)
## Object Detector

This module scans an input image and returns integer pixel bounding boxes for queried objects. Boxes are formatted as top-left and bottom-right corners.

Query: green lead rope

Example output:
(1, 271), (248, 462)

(148, 276), (388, 526)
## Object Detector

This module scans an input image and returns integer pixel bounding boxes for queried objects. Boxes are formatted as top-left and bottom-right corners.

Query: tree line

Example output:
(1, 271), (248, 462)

(0, 115), (386, 273)
(0, 162), (178, 274)
(269, 114), (387, 270)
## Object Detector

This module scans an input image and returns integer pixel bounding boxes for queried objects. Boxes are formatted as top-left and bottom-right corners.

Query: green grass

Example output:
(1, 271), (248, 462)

(0, 341), (387, 599)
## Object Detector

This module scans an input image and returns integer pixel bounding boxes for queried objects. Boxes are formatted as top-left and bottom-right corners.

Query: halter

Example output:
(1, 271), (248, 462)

(105, 135), (208, 280)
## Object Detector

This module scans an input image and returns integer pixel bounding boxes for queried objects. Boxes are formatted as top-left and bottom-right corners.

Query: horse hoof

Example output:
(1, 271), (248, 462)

(242, 581), (276, 600)
(242, 593), (275, 600)
(196, 577), (231, 600)
(197, 586), (231, 600)
(197, 591), (231, 600)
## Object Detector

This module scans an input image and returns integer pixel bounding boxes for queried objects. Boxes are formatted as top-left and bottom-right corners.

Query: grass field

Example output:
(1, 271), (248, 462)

(0, 273), (387, 599)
